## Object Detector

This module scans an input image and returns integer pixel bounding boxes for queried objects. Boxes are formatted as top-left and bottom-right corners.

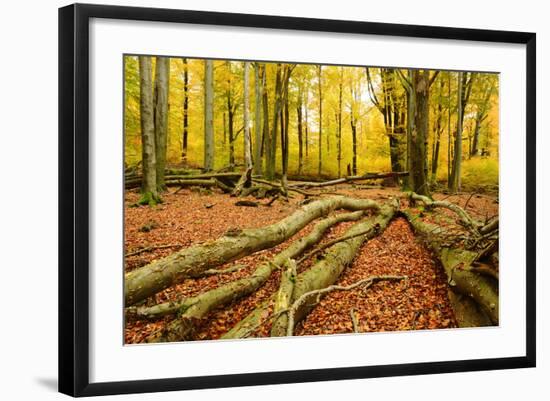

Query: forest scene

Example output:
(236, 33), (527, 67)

(124, 55), (500, 344)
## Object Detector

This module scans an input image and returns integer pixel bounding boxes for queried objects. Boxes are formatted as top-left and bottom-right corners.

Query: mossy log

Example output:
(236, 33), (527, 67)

(270, 259), (297, 337)
(142, 211), (366, 342)
(403, 210), (499, 325)
(125, 196), (380, 306)
(222, 201), (398, 339)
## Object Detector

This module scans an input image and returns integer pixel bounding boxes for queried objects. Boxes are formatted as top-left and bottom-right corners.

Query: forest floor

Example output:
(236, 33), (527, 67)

(124, 185), (498, 344)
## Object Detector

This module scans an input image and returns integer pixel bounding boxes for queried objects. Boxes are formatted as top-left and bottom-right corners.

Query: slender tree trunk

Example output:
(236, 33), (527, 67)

(471, 84), (492, 157)
(431, 79), (444, 182)
(447, 72), (452, 187)
(267, 64), (282, 181)
(367, 68), (403, 173)
(243, 62), (252, 170)
(317, 66), (323, 176)
(138, 56), (160, 205)
(226, 62), (235, 170)
(261, 65), (270, 169)
(305, 89), (309, 160)
(154, 57), (170, 191)
(181, 58), (189, 164)
(351, 119), (357, 176)
(203, 59), (215, 171)
(280, 66), (292, 193)
(297, 88), (304, 174)
(450, 72), (464, 192)
(254, 63), (263, 175)
(337, 68), (343, 178)
(222, 112), (227, 145)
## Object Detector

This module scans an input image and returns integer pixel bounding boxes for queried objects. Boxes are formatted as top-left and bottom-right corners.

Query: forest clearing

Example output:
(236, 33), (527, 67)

(124, 56), (499, 344)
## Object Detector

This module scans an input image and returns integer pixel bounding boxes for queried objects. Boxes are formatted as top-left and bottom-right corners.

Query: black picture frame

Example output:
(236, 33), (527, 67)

(58, 3), (536, 397)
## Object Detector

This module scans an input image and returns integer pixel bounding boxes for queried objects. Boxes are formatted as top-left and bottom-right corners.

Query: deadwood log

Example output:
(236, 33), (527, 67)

(231, 167), (253, 196)
(142, 211), (366, 341)
(403, 210), (498, 325)
(223, 200), (398, 339)
(125, 172), (242, 189)
(289, 172), (409, 189)
(125, 196), (380, 306)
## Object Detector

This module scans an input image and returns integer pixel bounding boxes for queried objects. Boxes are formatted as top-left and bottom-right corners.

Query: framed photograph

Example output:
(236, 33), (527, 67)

(59, 3), (536, 397)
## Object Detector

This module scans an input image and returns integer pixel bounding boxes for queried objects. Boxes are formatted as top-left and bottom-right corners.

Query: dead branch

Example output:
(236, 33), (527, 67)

(289, 171), (409, 189)
(407, 192), (482, 234)
(286, 275), (407, 336)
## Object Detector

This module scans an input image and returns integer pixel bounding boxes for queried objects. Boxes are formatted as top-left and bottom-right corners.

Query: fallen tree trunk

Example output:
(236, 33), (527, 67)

(403, 210), (498, 325)
(223, 200), (398, 339)
(270, 259), (297, 337)
(289, 172), (409, 189)
(125, 172), (242, 189)
(125, 196), (380, 306)
(231, 167), (253, 196)
(142, 211), (366, 341)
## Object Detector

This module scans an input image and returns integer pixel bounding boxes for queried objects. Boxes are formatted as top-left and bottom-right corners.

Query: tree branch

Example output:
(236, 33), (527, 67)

(286, 275), (407, 336)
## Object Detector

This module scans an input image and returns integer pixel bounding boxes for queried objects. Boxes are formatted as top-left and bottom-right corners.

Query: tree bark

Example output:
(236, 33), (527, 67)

(226, 62), (236, 170)
(266, 64), (282, 180)
(280, 65), (292, 195)
(125, 196), (380, 305)
(154, 57), (170, 191)
(204, 59), (215, 171)
(337, 67), (343, 178)
(431, 78), (444, 182)
(138, 56), (160, 205)
(317, 65), (323, 176)
(409, 70), (430, 196)
(254, 63), (263, 175)
(449, 72), (464, 192)
(182, 58), (189, 164)
(297, 87), (304, 175)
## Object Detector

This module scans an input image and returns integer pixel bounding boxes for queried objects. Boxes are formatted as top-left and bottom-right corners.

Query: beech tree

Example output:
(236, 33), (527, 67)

(153, 56), (169, 191)
(203, 59), (214, 171)
(181, 58), (189, 164)
(137, 56), (160, 205)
